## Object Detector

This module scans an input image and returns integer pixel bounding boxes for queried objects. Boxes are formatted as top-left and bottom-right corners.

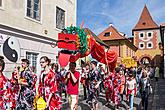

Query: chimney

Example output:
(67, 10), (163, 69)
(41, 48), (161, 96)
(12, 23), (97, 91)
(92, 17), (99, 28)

(109, 23), (113, 26)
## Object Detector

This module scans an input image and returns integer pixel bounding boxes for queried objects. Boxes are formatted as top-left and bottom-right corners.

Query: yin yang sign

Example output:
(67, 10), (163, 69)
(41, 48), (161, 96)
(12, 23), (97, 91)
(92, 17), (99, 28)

(3, 37), (20, 62)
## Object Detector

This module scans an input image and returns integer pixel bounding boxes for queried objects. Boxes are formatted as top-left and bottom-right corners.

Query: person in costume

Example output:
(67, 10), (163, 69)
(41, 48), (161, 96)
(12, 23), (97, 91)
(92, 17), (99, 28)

(80, 63), (90, 100)
(0, 56), (8, 110)
(139, 70), (151, 110)
(10, 66), (20, 109)
(103, 72), (114, 105)
(86, 60), (101, 110)
(60, 67), (67, 99)
(98, 64), (105, 93)
(54, 63), (64, 98)
(16, 59), (36, 110)
(65, 62), (80, 110)
(4, 79), (13, 109)
(113, 69), (121, 110)
(118, 68), (125, 102)
(38, 56), (62, 110)
(126, 70), (137, 110)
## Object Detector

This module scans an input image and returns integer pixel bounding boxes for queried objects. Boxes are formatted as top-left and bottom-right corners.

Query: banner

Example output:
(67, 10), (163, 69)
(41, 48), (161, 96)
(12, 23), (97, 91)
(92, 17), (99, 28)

(122, 57), (137, 68)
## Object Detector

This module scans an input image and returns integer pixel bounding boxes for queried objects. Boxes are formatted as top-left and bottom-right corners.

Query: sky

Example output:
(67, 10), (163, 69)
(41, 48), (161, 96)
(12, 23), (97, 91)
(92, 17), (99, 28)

(77, 0), (165, 37)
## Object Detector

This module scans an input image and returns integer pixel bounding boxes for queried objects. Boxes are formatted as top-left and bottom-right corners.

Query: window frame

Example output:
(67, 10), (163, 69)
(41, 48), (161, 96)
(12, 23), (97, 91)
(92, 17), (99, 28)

(147, 31), (153, 39)
(25, 0), (42, 22)
(26, 52), (38, 73)
(56, 6), (65, 30)
(147, 41), (153, 49)
(139, 42), (145, 49)
(104, 32), (111, 37)
(0, 0), (4, 10)
(139, 32), (145, 39)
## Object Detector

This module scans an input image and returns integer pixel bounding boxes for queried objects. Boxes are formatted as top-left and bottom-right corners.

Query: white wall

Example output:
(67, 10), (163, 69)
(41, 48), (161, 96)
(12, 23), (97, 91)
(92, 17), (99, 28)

(0, 0), (76, 40)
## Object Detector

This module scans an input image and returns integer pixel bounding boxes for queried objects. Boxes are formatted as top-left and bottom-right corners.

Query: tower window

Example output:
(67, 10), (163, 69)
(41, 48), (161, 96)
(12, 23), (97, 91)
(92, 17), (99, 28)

(147, 42), (153, 49)
(147, 31), (153, 38)
(139, 32), (144, 39)
(139, 42), (145, 49)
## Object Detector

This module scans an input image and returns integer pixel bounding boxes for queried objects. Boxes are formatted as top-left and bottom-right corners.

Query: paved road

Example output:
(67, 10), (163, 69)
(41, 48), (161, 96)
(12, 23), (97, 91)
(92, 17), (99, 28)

(150, 79), (165, 110)
(62, 90), (141, 110)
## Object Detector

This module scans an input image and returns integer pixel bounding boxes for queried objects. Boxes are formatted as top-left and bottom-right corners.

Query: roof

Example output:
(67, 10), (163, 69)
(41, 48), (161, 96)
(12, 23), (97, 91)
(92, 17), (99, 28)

(160, 22), (165, 27)
(84, 28), (109, 48)
(133, 5), (158, 30)
(97, 25), (126, 41)
(98, 25), (138, 51)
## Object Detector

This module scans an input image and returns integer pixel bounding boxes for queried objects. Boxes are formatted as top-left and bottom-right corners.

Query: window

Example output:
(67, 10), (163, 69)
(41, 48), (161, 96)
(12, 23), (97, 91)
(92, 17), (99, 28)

(147, 31), (153, 38)
(26, 0), (41, 21)
(126, 47), (128, 57)
(139, 32), (144, 39)
(56, 6), (65, 29)
(104, 32), (111, 37)
(147, 42), (153, 49)
(26, 52), (38, 72)
(139, 42), (145, 49)
(0, 0), (2, 7)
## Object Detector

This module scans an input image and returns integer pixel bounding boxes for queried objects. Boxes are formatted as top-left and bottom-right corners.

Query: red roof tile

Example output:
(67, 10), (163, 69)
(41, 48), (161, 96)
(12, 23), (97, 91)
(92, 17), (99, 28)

(133, 5), (158, 30)
(98, 25), (138, 51)
(98, 25), (126, 41)
(161, 22), (165, 27)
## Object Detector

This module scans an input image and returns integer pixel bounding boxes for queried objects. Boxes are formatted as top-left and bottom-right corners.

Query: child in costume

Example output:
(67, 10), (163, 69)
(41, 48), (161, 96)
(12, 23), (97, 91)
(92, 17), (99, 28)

(126, 70), (137, 110)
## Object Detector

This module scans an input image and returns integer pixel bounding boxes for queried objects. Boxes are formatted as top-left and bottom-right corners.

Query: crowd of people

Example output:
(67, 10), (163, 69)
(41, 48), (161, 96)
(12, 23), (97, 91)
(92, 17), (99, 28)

(80, 61), (158, 110)
(0, 55), (161, 110)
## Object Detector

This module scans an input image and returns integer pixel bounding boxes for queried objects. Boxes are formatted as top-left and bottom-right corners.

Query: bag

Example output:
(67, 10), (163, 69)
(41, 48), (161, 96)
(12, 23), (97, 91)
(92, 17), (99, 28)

(34, 95), (47, 110)
(37, 97), (47, 110)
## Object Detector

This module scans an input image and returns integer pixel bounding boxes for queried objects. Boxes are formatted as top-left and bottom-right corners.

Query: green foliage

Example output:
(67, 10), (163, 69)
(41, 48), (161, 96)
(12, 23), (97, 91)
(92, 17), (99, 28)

(65, 26), (88, 54)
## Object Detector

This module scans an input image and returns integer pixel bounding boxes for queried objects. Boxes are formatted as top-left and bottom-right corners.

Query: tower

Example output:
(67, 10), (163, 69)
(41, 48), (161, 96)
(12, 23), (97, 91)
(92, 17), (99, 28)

(132, 5), (162, 66)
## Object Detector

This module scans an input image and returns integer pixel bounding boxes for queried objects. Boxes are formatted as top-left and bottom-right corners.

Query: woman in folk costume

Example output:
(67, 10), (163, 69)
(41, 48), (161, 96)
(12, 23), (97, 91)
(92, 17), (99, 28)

(10, 66), (20, 109)
(54, 63), (64, 98)
(0, 56), (8, 110)
(118, 68), (125, 102)
(38, 56), (62, 110)
(126, 70), (137, 110)
(16, 59), (36, 110)
(113, 69), (122, 110)
(87, 60), (101, 110)
(104, 71), (114, 105)
(3, 79), (13, 109)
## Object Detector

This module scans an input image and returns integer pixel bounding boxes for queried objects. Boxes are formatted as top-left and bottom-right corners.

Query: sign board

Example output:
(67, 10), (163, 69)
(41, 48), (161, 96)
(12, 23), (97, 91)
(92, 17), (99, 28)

(122, 57), (137, 68)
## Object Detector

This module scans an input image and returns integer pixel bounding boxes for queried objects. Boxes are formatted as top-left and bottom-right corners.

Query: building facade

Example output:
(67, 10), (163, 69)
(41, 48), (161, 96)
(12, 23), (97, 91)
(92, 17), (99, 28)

(132, 5), (162, 67)
(0, 0), (77, 78)
(160, 23), (165, 76)
(98, 24), (138, 68)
